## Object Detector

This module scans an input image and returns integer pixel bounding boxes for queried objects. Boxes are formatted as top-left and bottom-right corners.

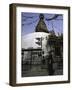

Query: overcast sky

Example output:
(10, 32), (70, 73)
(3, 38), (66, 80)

(21, 12), (63, 36)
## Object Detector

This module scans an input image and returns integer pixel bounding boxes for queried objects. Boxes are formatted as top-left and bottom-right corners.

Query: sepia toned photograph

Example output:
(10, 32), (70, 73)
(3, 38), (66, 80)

(21, 12), (63, 77)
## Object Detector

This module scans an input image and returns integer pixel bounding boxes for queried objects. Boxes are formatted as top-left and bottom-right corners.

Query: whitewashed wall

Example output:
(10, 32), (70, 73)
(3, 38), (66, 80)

(22, 32), (50, 56)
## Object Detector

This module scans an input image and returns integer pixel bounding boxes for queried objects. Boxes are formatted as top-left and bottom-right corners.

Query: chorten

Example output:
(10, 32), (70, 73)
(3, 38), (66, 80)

(35, 14), (49, 33)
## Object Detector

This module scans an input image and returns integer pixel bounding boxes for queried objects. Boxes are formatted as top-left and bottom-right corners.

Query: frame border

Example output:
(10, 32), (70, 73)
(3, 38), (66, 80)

(9, 3), (70, 86)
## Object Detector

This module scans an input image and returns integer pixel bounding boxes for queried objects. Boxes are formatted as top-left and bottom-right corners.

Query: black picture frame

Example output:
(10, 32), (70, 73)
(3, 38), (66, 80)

(9, 3), (70, 86)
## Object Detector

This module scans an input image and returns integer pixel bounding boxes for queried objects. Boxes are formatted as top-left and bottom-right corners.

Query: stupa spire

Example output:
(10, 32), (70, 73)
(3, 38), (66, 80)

(35, 14), (49, 33)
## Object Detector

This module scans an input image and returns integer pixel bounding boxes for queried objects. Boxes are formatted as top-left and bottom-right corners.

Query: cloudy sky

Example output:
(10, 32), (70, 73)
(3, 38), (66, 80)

(21, 12), (63, 36)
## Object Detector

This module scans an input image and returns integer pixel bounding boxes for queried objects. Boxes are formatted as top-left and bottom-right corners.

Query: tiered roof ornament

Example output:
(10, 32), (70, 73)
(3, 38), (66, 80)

(35, 14), (49, 33)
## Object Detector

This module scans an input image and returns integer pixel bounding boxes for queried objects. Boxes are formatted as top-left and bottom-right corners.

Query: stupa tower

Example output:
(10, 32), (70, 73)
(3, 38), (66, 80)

(35, 14), (49, 33)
